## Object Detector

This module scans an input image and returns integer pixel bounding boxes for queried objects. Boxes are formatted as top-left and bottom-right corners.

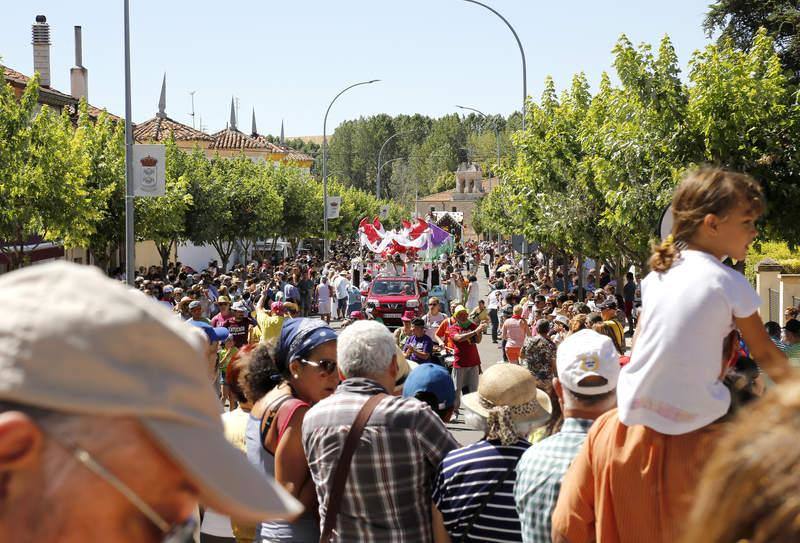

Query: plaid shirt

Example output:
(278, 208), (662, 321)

(302, 377), (458, 542)
(514, 418), (594, 543)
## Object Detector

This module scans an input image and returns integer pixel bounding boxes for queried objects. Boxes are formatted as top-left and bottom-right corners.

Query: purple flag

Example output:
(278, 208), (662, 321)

(426, 222), (452, 248)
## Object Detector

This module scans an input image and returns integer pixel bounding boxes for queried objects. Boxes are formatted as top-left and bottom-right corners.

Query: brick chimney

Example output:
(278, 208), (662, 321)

(32, 15), (51, 88)
(70, 26), (89, 101)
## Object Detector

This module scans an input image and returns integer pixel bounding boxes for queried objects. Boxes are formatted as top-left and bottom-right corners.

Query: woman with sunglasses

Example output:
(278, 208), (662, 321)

(246, 318), (339, 542)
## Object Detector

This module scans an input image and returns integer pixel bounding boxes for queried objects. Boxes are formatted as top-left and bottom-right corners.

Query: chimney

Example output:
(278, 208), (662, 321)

(32, 15), (51, 88)
(70, 26), (89, 101)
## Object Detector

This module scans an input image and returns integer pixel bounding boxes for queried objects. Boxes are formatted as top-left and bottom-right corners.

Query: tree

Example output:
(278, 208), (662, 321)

(688, 28), (800, 246)
(0, 72), (98, 270)
(135, 139), (194, 274)
(78, 101), (125, 273)
(704, 0), (800, 80)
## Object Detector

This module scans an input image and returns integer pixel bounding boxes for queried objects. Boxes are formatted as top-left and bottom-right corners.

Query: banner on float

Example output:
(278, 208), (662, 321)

(132, 144), (166, 196)
(327, 196), (342, 219)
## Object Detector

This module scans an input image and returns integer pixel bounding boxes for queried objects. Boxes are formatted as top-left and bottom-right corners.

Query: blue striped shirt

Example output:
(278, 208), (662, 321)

(433, 438), (530, 542)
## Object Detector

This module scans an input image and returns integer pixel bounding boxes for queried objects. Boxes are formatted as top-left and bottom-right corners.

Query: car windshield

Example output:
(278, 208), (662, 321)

(373, 280), (416, 296)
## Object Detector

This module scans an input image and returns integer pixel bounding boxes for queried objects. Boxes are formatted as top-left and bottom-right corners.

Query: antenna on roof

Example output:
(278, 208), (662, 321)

(188, 90), (196, 128)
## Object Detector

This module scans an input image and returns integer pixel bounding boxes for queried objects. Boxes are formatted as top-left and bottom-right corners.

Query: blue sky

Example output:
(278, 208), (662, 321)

(3, 1), (712, 137)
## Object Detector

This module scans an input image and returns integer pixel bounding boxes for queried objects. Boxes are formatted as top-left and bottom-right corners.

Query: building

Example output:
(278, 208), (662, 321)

(415, 163), (498, 241)
(1, 17), (122, 272)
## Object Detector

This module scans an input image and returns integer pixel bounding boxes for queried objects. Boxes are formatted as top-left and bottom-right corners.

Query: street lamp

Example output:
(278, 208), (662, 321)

(376, 129), (419, 199)
(455, 105), (501, 175)
(322, 79), (380, 260)
(462, 0), (527, 132)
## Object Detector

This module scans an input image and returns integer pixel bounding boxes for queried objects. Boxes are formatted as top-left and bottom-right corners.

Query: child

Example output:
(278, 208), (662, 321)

(619, 168), (790, 435)
(218, 335), (239, 410)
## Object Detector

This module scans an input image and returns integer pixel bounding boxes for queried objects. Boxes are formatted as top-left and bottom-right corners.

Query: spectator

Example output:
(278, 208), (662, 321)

(597, 298), (623, 348)
(394, 310), (416, 347)
(302, 320), (458, 542)
(764, 320), (786, 349)
(681, 376), (800, 543)
(0, 262), (300, 542)
(432, 364), (551, 542)
(211, 295), (233, 327)
(315, 277), (333, 324)
(622, 272), (636, 333)
(227, 301), (256, 348)
(188, 299), (211, 324)
(782, 319), (800, 366)
(423, 296), (447, 341)
(515, 329), (619, 543)
(403, 317), (434, 363)
(402, 362), (455, 421)
(246, 318), (340, 542)
(449, 305), (488, 415)
(502, 304), (530, 363)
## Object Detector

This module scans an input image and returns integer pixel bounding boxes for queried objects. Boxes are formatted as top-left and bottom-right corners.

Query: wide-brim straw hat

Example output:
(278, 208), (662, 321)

(462, 363), (551, 425)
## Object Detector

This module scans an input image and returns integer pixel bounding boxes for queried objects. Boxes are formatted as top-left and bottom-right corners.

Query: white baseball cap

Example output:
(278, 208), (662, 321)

(556, 329), (620, 395)
(0, 262), (302, 523)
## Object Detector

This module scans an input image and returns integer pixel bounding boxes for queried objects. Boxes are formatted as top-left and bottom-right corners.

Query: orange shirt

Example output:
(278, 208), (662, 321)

(435, 316), (456, 350)
(551, 409), (720, 543)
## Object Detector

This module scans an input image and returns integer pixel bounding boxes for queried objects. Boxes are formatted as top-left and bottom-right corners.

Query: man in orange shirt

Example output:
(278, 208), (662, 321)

(551, 408), (719, 543)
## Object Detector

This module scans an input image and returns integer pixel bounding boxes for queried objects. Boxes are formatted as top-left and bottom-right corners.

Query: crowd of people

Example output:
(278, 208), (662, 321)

(2, 167), (800, 543)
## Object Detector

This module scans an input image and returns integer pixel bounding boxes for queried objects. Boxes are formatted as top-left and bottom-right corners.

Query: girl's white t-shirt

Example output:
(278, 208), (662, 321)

(618, 250), (761, 435)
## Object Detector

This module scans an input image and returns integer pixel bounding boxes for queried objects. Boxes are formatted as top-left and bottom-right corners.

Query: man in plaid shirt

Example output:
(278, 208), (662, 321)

(514, 329), (620, 543)
(303, 321), (458, 542)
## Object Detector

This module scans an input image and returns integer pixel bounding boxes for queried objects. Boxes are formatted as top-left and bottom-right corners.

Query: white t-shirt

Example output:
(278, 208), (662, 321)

(334, 276), (349, 300)
(618, 250), (760, 435)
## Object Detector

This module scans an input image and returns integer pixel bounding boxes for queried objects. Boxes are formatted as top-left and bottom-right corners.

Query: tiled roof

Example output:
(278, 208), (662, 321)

(134, 116), (213, 143)
(209, 128), (267, 150)
(251, 135), (313, 162)
(3, 66), (121, 121)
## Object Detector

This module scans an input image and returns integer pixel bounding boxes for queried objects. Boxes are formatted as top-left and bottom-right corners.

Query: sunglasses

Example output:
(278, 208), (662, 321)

(300, 358), (338, 374)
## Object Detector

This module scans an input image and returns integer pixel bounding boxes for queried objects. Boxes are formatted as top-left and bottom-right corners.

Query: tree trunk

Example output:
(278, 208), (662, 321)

(157, 240), (173, 280)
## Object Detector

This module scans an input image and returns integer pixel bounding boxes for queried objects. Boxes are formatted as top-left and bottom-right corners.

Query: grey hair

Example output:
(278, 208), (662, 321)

(463, 406), (540, 438)
(337, 320), (396, 378)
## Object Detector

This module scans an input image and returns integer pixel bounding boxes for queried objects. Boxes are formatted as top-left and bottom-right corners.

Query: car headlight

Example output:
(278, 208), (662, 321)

(406, 299), (419, 308)
(367, 298), (380, 305)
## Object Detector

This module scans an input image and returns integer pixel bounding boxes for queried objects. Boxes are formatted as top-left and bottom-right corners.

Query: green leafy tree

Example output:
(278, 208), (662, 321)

(135, 140), (195, 274)
(77, 101), (125, 273)
(705, 0), (800, 79)
(0, 72), (97, 269)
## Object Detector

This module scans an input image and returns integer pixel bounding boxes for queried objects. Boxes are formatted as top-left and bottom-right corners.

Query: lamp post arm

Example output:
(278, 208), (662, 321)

(462, 0), (526, 130)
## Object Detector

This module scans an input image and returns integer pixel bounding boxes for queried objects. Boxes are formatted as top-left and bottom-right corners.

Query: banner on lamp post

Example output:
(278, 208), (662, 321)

(132, 144), (166, 196)
(327, 196), (342, 219)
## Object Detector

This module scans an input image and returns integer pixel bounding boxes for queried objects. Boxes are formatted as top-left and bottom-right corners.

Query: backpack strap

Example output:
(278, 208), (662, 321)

(319, 393), (387, 543)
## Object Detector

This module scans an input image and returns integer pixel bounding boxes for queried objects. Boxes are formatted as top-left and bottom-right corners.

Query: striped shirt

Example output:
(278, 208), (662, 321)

(433, 438), (530, 542)
(302, 378), (458, 543)
(514, 417), (594, 543)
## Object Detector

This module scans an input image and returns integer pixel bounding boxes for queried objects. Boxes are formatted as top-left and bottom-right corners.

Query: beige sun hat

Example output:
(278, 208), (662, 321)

(462, 363), (551, 425)
(0, 262), (302, 523)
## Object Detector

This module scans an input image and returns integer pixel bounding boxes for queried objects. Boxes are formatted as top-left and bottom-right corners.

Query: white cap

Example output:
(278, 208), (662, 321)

(556, 329), (620, 395)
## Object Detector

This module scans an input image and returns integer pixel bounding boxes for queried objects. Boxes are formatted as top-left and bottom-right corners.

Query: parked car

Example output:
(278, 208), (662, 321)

(361, 275), (428, 327)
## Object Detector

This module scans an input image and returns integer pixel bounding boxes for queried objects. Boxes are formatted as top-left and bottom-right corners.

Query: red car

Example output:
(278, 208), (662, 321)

(362, 276), (427, 327)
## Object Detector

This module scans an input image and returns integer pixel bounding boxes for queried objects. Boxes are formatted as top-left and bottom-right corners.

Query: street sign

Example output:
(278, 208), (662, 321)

(379, 205), (390, 220)
(511, 234), (536, 254)
(327, 196), (342, 219)
(132, 144), (166, 196)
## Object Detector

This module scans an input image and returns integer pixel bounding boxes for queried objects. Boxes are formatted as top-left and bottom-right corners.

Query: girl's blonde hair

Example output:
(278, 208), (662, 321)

(681, 377), (800, 543)
(649, 168), (765, 273)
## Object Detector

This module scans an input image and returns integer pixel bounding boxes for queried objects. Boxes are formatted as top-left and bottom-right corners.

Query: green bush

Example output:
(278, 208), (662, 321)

(745, 241), (800, 283)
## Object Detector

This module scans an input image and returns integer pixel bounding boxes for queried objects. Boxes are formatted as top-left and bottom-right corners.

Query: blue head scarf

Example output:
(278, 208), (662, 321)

(277, 318), (337, 373)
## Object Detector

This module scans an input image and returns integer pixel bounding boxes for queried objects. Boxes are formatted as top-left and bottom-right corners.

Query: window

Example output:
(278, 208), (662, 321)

(430, 206), (436, 213)
(452, 206), (457, 212)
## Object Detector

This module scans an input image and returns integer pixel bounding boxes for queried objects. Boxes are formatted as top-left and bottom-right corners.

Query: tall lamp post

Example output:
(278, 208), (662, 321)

(462, 0), (526, 131)
(322, 79), (380, 260)
(123, 0), (135, 286)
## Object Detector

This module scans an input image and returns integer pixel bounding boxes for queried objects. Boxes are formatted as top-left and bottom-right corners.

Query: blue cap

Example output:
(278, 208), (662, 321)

(188, 320), (230, 344)
(402, 363), (455, 410)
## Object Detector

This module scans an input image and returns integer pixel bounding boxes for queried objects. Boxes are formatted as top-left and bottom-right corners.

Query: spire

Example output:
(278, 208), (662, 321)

(156, 73), (167, 118)
(229, 97), (237, 131)
(251, 108), (257, 136)
(280, 119), (285, 145)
